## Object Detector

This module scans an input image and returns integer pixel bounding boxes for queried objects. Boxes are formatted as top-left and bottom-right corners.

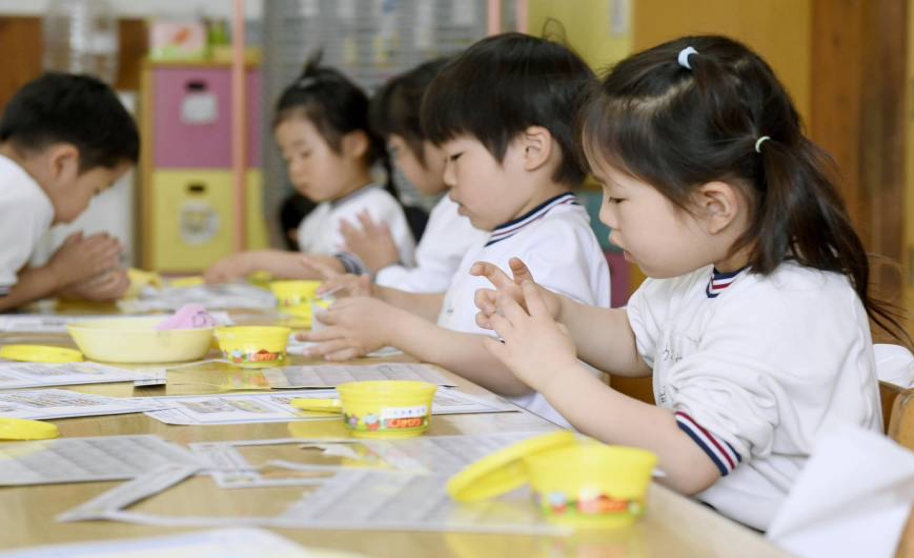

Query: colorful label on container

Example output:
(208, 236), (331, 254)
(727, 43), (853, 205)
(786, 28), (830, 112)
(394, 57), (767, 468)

(222, 348), (284, 365)
(540, 491), (644, 518)
(344, 405), (429, 432)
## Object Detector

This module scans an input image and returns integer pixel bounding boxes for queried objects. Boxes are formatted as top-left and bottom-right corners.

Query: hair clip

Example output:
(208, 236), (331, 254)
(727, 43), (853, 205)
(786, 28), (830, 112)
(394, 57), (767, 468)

(755, 136), (771, 153)
(296, 77), (318, 89)
(678, 46), (698, 70)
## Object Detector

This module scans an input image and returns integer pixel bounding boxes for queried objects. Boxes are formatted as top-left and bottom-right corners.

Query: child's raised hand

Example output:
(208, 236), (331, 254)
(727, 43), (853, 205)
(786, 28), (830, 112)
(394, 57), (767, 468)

(300, 256), (371, 298)
(339, 210), (399, 273)
(483, 281), (578, 393)
(470, 257), (560, 329)
(294, 297), (391, 361)
(48, 232), (122, 288)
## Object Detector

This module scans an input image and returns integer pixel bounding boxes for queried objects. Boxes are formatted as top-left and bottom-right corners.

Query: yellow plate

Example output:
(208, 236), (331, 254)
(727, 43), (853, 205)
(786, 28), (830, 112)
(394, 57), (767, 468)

(0, 417), (59, 440)
(0, 344), (83, 363)
(446, 431), (576, 503)
(291, 398), (343, 413)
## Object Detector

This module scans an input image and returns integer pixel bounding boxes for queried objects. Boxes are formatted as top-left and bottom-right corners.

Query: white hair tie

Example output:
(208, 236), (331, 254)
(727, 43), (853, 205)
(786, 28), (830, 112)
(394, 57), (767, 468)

(678, 46), (698, 70)
(297, 77), (318, 89)
(755, 136), (771, 153)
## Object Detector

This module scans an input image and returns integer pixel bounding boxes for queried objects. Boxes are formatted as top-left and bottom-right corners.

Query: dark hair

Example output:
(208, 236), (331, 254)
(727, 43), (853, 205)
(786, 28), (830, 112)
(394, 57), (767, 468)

(274, 52), (384, 169)
(579, 34), (910, 346)
(421, 32), (594, 186)
(279, 191), (317, 250)
(369, 57), (451, 166)
(0, 72), (138, 171)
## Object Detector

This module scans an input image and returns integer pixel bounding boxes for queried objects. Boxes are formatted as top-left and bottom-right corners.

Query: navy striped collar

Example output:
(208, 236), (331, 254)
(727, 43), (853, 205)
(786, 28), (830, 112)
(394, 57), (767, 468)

(706, 265), (749, 298)
(485, 192), (577, 247)
(330, 183), (381, 209)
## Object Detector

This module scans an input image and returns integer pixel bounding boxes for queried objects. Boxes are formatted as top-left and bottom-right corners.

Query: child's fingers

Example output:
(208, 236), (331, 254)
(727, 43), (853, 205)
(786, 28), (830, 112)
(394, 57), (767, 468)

(488, 311), (513, 339)
(297, 326), (348, 343)
(356, 210), (377, 231)
(473, 288), (497, 314)
(521, 280), (549, 318)
(301, 256), (340, 280)
(496, 292), (528, 324)
(474, 311), (494, 330)
(469, 261), (514, 289)
(325, 346), (363, 361)
(303, 339), (356, 359)
(508, 257), (535, 284)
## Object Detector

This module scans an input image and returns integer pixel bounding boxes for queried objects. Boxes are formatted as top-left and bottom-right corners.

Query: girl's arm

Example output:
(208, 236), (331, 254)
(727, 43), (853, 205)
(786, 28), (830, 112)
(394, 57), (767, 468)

(473, 258), (650, 377)
(203, 250), (345, 283)
(485, 282), (720, 493)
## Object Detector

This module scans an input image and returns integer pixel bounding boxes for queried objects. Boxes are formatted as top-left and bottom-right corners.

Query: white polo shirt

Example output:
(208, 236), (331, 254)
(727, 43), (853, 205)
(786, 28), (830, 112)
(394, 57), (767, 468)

(374, 195), (485, 293)
(627, 262), (881, 530)
(438, 192), (611, 427)
(297, 184), (416, 267)
(0, 155), (54, 296)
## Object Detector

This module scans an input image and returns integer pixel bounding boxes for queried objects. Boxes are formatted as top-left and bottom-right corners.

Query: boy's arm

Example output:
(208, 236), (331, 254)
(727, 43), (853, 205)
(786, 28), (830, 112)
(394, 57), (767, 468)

(0, 264), (63, 311)
(373, 285), (444, 323)
(204, 250), (345, 283)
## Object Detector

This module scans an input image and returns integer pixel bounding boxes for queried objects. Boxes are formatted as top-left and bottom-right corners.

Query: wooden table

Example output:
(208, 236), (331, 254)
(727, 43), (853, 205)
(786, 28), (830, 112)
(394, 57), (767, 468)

(0, 318), (791, 557)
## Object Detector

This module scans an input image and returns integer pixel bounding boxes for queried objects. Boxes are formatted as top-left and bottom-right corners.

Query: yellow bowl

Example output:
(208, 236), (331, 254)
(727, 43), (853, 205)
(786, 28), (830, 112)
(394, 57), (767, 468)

(215, 326), (291, 368)
(67, 317), (214, 364)
(336, 380), (437, 439)
(270, 280), (321, 309)
(524, 444), (657, 529)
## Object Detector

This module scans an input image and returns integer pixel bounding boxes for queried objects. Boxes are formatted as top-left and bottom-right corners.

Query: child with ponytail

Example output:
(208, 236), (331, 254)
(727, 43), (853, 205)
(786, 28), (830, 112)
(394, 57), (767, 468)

(473, 35), (909, 530)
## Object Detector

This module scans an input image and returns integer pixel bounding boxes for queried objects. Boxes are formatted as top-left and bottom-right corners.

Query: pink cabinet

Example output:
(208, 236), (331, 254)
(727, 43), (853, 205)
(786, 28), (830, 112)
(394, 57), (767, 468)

(152, 66), (261, 168)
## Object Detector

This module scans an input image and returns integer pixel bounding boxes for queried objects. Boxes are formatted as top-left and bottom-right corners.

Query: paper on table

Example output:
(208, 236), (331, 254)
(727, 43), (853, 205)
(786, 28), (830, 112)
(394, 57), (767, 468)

(263, 362), (456, 388)
(767, 424), (914, 558)
(0, 528), (322, 558)
(145, 387), (514, 426)
(119, 283), (274, 312)
(0, 362), (151, 389)
(0, 435), (202, 486)
(0, 388), (168, 420)
(286, 336), (404, 359)
(57, 463), (200, 522)
(0, 312), (232, 333)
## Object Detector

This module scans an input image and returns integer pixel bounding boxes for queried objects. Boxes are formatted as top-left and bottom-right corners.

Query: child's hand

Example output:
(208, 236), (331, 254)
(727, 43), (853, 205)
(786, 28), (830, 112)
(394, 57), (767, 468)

(470, 257), (561, 330)
(294, 297), (391, 361)
(48, 232), (122, 288)
(203, 253), (253, 284)
(62, 268), (130, 301)
(301, 256), (372, 298)
(340, 210), (399, 273)
(484, 281), (578, 393)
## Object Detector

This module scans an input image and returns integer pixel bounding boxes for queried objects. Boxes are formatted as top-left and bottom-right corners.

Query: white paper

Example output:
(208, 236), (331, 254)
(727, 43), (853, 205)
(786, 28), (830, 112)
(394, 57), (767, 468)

(0, 362), (150, 389)
(145, 387), (513, 426)
(0, 527), (314, 558)
(286, 336), (404, 358)
(263, 362), (456, 388)
(0, 435), (202, 486)
(119, 283), (274, 312)
(0, 312), (232, 332)
(0, 388), (167, 420)
(57, 463), (200, 522)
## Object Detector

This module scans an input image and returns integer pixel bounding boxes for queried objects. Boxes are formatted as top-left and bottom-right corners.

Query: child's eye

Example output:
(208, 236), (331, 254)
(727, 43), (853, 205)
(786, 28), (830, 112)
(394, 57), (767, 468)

(448, 152), (463, 162)
(607, 197), (625, 205)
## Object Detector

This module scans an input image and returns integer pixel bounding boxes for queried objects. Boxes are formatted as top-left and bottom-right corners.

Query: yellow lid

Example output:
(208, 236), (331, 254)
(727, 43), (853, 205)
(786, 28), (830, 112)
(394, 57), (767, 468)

(0, 344), (83, 363)
(447, 430), (577, 502)
(0, 417), (59, 440)
(168, 275), (204, 288)
(290, 398), (342, 413)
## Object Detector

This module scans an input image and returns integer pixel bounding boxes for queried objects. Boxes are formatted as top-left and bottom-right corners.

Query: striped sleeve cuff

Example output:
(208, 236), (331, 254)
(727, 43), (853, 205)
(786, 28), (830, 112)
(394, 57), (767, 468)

(675, 411), (742, 476)
(334, 252), (366, 276)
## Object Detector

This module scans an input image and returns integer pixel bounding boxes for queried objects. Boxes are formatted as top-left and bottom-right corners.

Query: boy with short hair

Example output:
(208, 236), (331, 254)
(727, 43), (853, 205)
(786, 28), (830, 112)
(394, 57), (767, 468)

(0, 72), (139, 311)
(300, 33), (610, 427)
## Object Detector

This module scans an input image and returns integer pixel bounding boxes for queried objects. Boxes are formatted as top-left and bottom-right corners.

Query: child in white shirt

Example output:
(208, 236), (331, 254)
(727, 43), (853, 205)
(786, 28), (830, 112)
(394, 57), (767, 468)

(0, 73), (137, 311)
(297, 33), (610, 426)
(203, 56), (416, 283)
(332, 58), (486, 293)
(472, 36), (905, 530)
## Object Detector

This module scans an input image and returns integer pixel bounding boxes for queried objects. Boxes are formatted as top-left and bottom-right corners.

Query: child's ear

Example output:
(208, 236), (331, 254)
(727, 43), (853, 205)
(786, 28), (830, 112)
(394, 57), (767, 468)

(519, 126), (553, 171)
(47, 143), (80, 185)
(694, 181), (741, 234)
(342, 130), (369, 161)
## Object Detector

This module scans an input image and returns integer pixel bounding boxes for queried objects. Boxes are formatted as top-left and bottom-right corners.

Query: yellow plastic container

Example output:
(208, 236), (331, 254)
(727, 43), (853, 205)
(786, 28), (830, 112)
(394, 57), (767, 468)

(67, 317), (214, 363)
(215, 326), (290, 368)
(524, 444), (657, 528)
(269, 280), (322, 325)
(336, 380), (437, 439)
(0, 344), (83, 363)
